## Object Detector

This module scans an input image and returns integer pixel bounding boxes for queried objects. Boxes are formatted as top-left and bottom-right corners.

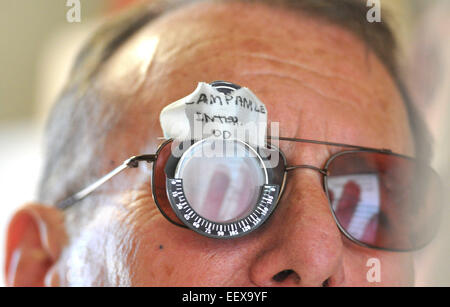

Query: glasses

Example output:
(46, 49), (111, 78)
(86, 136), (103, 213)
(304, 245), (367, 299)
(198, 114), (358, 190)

(58, 136), (442, 252)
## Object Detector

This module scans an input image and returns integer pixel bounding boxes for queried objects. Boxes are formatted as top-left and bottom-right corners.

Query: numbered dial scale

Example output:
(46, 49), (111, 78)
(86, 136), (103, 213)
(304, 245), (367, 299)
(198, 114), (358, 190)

(164, 139), (286, 239)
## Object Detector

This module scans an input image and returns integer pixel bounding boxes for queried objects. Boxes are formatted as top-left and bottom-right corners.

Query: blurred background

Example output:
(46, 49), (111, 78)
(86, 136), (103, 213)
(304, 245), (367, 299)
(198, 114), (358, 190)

(0, 0), (449, 286)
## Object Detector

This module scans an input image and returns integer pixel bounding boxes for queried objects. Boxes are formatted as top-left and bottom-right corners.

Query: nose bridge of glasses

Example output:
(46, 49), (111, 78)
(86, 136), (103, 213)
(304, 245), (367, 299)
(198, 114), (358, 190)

(285, 164), (329, 176)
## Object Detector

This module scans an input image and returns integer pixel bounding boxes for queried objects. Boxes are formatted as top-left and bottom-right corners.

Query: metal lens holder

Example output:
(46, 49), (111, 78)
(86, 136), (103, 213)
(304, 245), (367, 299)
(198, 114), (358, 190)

(164, 138), (286, 239)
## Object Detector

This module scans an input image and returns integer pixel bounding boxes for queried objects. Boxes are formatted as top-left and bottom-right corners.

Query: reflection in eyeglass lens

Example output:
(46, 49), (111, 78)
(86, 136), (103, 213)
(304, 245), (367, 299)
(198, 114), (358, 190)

(326, 151), (442, 251)
(328, 174), (380, 243)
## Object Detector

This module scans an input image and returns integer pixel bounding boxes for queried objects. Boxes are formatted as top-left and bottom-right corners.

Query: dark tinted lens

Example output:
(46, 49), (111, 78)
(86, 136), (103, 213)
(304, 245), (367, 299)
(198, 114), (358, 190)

(152, 140), (184, 227)
(326, 151), (441, 251)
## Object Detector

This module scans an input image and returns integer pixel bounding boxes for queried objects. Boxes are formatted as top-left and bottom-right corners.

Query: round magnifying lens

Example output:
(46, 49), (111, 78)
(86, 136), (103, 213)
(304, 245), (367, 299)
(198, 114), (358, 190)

(174, 138), (268, 223)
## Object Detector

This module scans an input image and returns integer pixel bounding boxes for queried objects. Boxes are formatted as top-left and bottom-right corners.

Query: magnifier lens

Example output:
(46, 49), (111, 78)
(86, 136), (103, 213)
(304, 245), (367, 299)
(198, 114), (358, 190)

(175, 140), (266, 223)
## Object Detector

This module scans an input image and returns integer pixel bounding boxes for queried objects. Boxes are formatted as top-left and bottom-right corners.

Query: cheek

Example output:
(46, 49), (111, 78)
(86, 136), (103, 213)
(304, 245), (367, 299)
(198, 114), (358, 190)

(100, 192), (256, 286)
(57, 205), (143, 286)
(128, 214), (260, 286)
(342, 241), (415, 286)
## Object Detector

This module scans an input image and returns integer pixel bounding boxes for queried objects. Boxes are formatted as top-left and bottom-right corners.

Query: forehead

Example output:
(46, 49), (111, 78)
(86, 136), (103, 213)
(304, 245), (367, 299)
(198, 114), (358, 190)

(98, 1), (413, 159)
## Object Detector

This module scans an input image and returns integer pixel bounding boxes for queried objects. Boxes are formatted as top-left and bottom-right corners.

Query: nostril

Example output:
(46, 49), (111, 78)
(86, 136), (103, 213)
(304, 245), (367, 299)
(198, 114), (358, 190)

(322, 278), (330, 287)
(272, 269), (300, 283)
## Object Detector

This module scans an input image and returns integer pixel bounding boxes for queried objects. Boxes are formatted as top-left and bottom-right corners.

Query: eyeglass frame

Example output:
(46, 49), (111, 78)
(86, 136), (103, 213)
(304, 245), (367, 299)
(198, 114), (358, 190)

(57, 136), (430, 252)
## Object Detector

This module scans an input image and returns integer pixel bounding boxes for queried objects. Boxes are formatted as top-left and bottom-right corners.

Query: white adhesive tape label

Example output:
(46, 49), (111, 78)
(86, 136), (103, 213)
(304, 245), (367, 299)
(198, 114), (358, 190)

(160, 82), (267, 147)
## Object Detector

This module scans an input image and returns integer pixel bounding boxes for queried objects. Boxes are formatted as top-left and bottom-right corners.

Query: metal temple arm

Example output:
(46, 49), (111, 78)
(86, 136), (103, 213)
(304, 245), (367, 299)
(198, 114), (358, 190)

(58, 154), (156, 209)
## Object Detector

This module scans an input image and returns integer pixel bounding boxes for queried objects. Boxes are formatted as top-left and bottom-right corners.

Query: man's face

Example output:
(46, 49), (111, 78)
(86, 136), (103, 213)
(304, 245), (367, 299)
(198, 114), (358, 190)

(56, 2), (415, 286)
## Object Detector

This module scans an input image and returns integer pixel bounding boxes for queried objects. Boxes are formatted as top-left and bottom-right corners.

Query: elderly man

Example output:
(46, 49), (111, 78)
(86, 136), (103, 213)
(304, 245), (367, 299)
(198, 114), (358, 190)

(4, 0), (440, 286)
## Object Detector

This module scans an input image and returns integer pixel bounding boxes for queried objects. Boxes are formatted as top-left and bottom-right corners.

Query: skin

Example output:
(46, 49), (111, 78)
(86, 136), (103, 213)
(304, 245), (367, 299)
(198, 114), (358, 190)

(5, 2), (416, 286)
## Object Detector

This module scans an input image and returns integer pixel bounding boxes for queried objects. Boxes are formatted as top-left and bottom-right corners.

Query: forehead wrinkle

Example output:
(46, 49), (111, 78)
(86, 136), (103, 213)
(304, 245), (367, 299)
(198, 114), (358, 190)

(241, 70), (402, 151)
(124, 2), (411, 154)
(240, 70), (361, 109)
(148, 49), (384, 115)
(154, 31), (359, 68)
(234, 52), (366, 86)
(148, 2), (381, 75)
(140, 3), (400, 112)
(157, 44), (374, 100)
(148, 31), (389, 111)
(137, 52), (398, 149)
(154, 31), (371, 82)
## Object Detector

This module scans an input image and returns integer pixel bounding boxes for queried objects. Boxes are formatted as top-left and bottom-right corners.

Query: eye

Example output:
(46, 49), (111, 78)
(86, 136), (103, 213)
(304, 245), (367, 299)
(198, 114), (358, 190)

(175, 139), (266, 223)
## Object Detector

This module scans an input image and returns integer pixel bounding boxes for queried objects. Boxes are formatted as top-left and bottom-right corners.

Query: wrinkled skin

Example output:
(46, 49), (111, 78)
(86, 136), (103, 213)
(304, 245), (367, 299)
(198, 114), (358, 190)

(5, 2), (416, 286)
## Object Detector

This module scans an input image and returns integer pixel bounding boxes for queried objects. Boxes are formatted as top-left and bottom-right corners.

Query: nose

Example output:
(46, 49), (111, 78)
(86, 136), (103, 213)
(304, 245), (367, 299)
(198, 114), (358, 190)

(249, 173), (345, 286)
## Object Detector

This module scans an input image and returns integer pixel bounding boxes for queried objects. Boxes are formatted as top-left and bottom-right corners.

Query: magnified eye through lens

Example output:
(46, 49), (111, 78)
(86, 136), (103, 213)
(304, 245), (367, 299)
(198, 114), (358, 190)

(175, 139), (268, 223)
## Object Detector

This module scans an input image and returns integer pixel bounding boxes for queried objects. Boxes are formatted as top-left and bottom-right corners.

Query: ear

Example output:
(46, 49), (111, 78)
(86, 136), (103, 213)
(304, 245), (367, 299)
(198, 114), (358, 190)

(5, 203), (66, 287)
